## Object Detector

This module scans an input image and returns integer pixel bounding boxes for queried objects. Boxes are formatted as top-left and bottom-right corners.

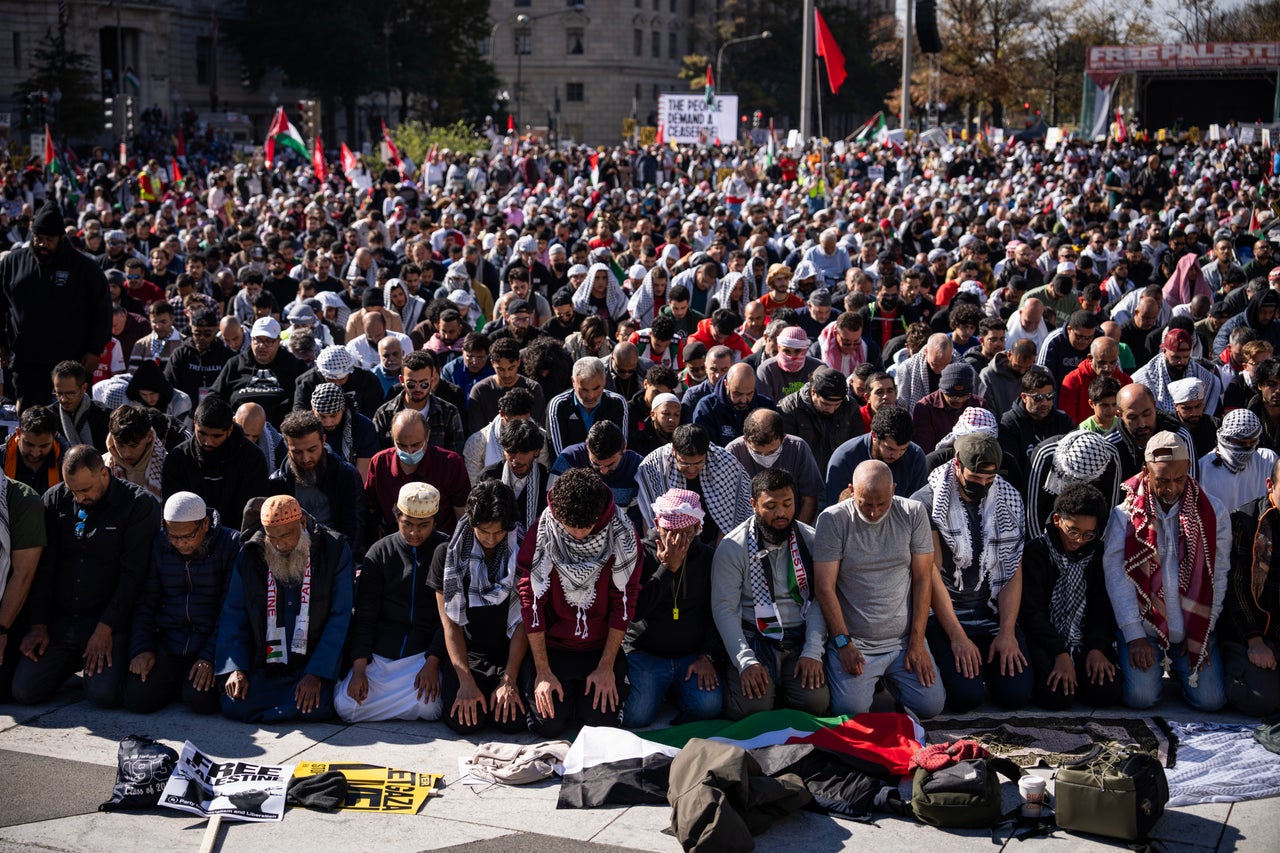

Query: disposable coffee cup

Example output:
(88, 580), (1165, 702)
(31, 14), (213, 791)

(1018, 775), (1047, 817)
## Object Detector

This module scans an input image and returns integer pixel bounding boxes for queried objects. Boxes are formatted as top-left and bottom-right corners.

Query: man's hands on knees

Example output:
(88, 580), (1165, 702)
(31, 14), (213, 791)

(794, 656), (825, 690)
(585, 665), (619, 712)
(294, 674), (323, 714)
(739, 662), (771, 699)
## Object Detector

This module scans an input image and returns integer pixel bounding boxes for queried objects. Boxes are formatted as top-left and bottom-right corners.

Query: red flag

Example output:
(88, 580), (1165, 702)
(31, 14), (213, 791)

(427, 143), (438, 164)
(507, 114), (515, 133)
(43, 124), (55, 174)
(340, 142), (358, 174)
(176, 126), (186, 158)
(655, 124), (664, 145)
(171, 159), (182, 184)
(1115, 109), (1128, 142)
(814, 9), (847, 94)
(381, 119), (401, 166)
(313, 136), (328, 183)
(264, 107), (284, 167)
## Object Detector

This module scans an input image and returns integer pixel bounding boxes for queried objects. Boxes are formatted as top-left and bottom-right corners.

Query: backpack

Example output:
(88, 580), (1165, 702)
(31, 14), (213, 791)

(1054, 746), (1168, 842)
(910, 740), (1023, 828)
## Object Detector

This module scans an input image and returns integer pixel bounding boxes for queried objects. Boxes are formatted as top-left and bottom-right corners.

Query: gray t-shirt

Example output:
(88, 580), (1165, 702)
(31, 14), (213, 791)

(813, 496), (933, 654)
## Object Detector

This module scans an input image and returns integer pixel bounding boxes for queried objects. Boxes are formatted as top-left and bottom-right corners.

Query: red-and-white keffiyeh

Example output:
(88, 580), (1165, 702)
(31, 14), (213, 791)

(818, 322), (866, 373)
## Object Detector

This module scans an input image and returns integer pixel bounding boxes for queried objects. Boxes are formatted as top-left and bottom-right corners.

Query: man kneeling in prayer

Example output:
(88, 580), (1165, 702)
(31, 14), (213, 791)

(335, 482), (449, 722)
(216, 494), (354, 722)
(517, 468), (642, 736)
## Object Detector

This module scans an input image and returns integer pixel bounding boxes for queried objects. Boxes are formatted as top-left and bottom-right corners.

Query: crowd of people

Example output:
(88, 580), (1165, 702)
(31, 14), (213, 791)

(0, 130), (1277, 737)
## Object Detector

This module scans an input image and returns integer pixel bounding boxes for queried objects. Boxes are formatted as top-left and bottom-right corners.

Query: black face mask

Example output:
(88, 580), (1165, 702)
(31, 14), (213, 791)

(960, 478), (991, 502)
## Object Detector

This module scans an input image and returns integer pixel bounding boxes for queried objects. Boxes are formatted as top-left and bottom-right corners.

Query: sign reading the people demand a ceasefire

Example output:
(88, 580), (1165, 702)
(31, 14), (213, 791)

(160, 741), (292, 822)
(658, 94), (739, 145)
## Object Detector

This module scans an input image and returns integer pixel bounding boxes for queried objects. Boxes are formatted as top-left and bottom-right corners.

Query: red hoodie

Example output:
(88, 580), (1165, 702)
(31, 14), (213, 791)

(688, 317), (754, 362)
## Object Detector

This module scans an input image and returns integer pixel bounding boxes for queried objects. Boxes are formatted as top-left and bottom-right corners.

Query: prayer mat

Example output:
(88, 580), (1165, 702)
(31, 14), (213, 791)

(1165, 721), (1280, 806)
(921, 715), (1175, 767)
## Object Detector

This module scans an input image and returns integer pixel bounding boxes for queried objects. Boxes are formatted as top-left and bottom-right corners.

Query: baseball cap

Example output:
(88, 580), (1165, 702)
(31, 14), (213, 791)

(251, 317), (281, 340)
(1144, 431), (1190, 463)
(954, 432), (1002, 473)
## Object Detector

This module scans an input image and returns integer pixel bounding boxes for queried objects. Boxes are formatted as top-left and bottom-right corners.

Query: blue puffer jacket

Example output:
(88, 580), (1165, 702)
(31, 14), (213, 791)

(130, 518), (240, 661)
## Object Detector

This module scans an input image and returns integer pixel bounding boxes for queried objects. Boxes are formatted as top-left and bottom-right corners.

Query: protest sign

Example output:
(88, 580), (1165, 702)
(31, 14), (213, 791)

(658, 94), (739, 145)
(160, 741), (292, 823)
(293, 762), (442, 813)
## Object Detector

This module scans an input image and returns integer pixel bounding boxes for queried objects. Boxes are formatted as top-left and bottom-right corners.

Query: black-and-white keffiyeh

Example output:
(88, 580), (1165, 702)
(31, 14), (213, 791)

(1213, 409), (1263, 474)
(627, 268), (666, 329)
(637, 445), (751, 535)
(927, 463), (1025, 608)
(0, 476), (11, 603)
(441, 515), (523, 633)
(503, 459), (542, 529)
(1045, 430), (1115, 495)
(527, 506), (639, 637)
(1045, 532), (1096, 656)
(1134, 354), (1218, 414)
(483, 415), (505, 470)
(573, 262), (629, 321)
(710, 272), (752, 319)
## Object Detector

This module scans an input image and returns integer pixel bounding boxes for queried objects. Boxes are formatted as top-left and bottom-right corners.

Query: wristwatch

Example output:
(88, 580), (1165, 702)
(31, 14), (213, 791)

(831, 633), (850, 650)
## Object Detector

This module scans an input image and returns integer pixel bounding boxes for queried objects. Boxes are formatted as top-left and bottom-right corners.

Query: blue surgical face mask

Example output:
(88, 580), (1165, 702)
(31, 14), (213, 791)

(396, 447), (426, 466)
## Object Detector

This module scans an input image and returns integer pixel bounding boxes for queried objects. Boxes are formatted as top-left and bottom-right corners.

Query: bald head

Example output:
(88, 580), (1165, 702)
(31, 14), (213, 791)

(726, 362), (757, 409)
(925, 333), (953, 374)
(851, 459), (895, 523)
(1020, 298), (1044, 326)
(233, 402), (266, 446)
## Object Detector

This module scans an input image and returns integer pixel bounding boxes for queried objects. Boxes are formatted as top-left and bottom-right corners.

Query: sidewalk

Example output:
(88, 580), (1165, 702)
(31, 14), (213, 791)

(0, 685), (1275, 852)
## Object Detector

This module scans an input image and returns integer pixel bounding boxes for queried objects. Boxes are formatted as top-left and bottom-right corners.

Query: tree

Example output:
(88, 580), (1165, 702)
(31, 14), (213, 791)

(14, 27), (101, 141)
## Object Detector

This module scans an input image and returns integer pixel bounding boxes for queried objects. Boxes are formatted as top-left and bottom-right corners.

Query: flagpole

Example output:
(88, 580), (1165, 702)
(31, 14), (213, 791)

(800, 0), (814, 141)
(901, 0), (912, 131)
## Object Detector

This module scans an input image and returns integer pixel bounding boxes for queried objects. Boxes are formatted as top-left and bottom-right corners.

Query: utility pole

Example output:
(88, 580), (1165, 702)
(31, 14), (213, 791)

(800, 0), (814, 140)
(901, 0), (912, 131)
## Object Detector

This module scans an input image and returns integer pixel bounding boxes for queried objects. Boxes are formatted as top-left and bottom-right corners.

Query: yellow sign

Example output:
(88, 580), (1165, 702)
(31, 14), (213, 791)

(293, 762), (443, 814)
(622, 118), (637, 138)
(639, 126), (657, 146)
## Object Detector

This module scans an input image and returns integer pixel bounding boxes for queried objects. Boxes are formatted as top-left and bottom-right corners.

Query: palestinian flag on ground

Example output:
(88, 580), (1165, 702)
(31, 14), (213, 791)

(264, 106), (307, 168)
(854, 112), (886, 143)
(558, 710), (923, 810)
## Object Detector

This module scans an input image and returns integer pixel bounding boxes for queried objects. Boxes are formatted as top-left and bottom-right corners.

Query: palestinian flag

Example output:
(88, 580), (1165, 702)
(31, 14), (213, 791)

(124, 66), (141, 92)
(765, 118), (776, 168)
(854, 112), (886, 143)
(558, 710), (923, 810)
(264, 107), (307, 168)
(704, 64), (715, 108)
(170, 158), (182, 186)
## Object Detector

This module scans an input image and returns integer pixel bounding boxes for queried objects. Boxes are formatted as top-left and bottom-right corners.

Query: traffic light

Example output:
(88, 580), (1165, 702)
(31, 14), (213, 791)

(103, 96), (115, 131)
(240, 64), (252, 89)
(297, 99), (320, 139)
(752, 110), (762, 129)
(125, 95), (135, 135)
(37, 92), (48, 125)
(20, 97), (31, 129)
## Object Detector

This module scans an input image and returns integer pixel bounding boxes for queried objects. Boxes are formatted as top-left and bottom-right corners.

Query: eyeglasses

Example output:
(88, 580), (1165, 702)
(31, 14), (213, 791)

(166, 525), (204, 544)
(1023, 392), (1055, 403)
(674, 456), (707, 473)
(74, 508), (87, 540)
(1057, 524), (1097, 543)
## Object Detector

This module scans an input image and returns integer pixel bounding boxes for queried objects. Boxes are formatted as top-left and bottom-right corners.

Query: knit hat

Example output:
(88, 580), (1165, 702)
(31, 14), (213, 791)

(649, 392), (680, 412)
(810, 367), (847, 400)
(362, 289), (384, 308)
(260, 494), (303, 526)
(310, 382), (346, 415)
(32, 199), (64, 236)
(163, 492), (207, 523)
(286, 772), (348, 812)
(315, 345), (355, 380)
(1168, 376), (1205, 404)
(651, 488), (704, 530)
(396, 482), (440, 518)
(940, 362), (976, 396)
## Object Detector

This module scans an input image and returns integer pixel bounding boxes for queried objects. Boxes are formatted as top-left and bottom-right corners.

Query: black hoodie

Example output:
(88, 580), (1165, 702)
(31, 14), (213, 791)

(161, 423), (270, 531)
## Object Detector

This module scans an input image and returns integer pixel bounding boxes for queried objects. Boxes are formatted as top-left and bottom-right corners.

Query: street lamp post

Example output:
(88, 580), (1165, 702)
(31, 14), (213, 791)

(490, 4), (585, 134)
(515, 13), (529, 131)
(716, 30), (772, 95)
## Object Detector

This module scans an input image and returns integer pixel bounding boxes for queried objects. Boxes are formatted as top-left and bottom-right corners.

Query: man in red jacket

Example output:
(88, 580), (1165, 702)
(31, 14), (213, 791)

(688, 309), (753, 362)
(1059, 337), (1131, 425)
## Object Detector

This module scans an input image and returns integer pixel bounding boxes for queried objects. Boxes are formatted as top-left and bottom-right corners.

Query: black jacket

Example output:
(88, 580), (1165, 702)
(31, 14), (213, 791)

(293, 364), (387, 419)
(777, 383), (862, 474)
(164, 339), (234, 404)
(372, 391), (465, 453)
(30, 476), (162, 636)
(625, 533), (721, 660)
(1227, 496), (1280, 644)
(1019, 531), (1116, 658)
(130, 520), (240, 661)
(162, 424), (269, 531)
(0, 241), (111, 369)
(347, 530), (449, 663)
(209, 348), (305, 426)
(267, 446), (364, 555)
(997, 400), (1075, 473)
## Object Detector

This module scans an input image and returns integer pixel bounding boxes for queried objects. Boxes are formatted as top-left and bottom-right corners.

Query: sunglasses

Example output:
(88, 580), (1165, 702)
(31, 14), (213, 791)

(1023, 392), (1055, 403)
(403, 379), (432, 390)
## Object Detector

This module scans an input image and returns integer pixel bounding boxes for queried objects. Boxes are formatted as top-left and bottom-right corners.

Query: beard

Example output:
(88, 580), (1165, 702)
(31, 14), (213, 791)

(757, 517), (792, 545)
(291, 452), (326, 487)
(265, 529), (311, 584)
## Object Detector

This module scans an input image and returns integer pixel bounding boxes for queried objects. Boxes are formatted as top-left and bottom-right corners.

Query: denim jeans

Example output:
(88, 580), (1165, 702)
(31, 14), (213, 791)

(825, 643), (945, 719)
(1116, 631), (1226, 711)
(622, 650), (724, 729)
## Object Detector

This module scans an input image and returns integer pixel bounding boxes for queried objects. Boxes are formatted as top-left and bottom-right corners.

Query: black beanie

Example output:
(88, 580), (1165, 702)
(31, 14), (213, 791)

(32, 199), (64, 236)
(286, 771), (348, 811)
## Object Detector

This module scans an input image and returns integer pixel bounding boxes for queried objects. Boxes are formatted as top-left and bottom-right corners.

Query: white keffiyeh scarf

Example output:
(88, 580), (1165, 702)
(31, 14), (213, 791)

(527, 507), (638, 637)
(638, 446), (750, 536)
(441, 515), (523, 633)
(927, 463), (1025, 609)
(572, 262), (629, 321)
(710, 272), (752, 319)
(627, 268), (666, 329)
